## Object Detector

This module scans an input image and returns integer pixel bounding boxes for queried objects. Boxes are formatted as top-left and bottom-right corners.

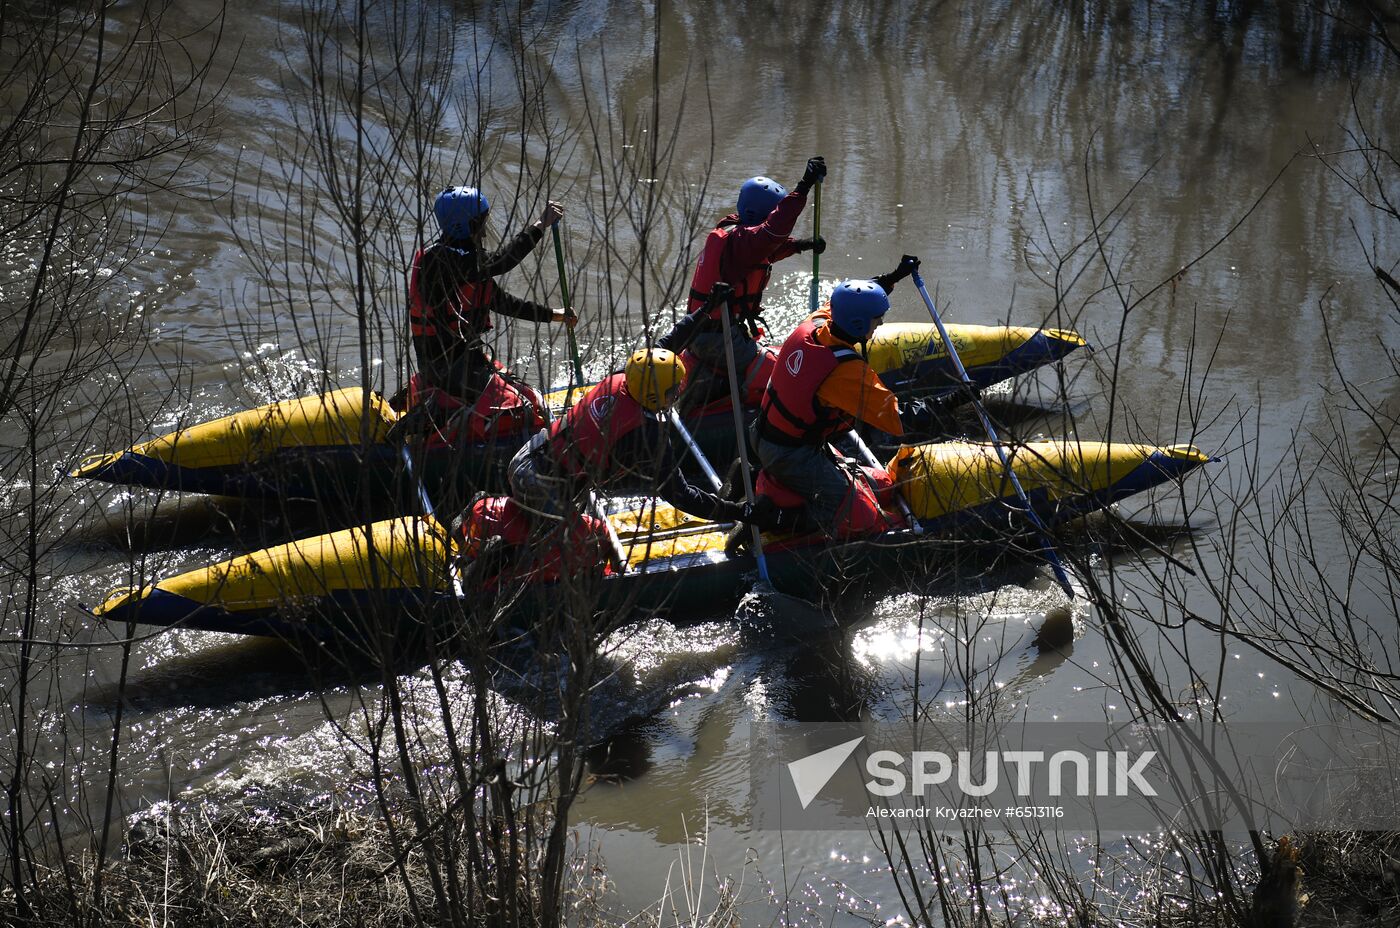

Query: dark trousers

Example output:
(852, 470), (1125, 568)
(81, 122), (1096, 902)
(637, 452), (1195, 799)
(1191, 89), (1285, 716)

(680, 329), (763, 410)
(751, 423), (854, 533)
(413, 339), (494, 402)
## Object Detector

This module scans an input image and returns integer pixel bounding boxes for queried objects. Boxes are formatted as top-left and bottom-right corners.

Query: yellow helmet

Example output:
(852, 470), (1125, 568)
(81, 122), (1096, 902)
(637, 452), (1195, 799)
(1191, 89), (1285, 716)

(625, 348), (687, 412)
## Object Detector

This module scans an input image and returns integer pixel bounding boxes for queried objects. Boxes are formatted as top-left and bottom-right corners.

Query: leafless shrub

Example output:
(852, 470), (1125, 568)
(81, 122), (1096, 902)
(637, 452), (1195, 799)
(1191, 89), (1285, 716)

(1, 2), (224, 920)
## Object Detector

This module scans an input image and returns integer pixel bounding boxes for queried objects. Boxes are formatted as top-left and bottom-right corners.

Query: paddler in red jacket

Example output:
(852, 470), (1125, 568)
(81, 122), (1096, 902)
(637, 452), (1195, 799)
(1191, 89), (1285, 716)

(506, 347), (744, 526)
(750, 256), (936, 534)
(679, 157), (828, 403)
(408, 186), (576, 401)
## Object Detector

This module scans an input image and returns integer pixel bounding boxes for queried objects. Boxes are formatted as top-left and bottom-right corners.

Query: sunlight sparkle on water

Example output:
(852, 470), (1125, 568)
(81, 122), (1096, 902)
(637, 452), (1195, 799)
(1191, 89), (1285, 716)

(850, 619), (939, 669)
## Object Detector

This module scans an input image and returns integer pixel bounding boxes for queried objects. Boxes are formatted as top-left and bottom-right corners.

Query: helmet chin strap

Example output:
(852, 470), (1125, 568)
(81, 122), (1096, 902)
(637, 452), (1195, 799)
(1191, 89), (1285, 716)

(442, 216), (487, 249)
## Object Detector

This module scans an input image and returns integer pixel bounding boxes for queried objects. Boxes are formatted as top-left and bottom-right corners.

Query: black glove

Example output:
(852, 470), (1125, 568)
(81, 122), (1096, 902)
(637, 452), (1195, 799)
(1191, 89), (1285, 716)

(659, 282), (734, 353)
(740, 495), (783, 531)
(795, 156), (827, 194)
(874, 254), (921, 294)
(792, 236), (826, 255)
(742, 496), (818, 534)
(901, 396), (957, 438)
(715, 499), (746, 524)
(705, 281), (733, 309)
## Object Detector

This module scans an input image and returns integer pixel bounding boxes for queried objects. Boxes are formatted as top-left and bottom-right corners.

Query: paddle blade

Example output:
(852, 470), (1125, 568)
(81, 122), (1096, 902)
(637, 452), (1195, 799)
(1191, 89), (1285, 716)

(736, 581), (837, 636)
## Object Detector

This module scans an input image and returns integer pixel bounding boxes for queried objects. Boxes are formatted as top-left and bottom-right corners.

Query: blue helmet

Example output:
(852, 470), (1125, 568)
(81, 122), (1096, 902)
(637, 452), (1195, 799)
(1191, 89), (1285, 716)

(737, 176), (787, 225)
(829, 280), (890, 341)
(434, 186), (490, 239)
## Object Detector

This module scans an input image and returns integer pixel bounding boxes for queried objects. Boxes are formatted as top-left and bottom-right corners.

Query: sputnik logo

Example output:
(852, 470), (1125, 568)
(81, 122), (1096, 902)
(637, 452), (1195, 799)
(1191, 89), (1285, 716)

(787, 736), (864, 809)
(785, 349), (805, 376)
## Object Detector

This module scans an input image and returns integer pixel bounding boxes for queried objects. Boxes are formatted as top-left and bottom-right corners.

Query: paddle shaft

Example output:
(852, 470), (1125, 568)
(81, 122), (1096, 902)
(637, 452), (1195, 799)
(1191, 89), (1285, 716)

(844, 429), (923, 536)
(552, 224), (585, 400)
(587, 489), (630, 572)
(399, 443), (437, 520)
(669, 408), (724, 492)
(399, 442), (466, 596)
(617, 520), (734, 544)
(808, 180), (822, 313)
(910, 271), (1075, 599)
(716, 301), (772, 583)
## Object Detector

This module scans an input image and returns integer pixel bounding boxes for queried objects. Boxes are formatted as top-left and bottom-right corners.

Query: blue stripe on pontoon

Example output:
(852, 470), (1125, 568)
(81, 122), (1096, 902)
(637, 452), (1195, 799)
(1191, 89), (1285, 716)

(884, 332), (1084, 393)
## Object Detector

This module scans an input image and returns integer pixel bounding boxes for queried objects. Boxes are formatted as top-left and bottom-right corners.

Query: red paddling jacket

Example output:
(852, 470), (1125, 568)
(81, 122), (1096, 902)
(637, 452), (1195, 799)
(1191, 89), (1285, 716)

(686, 189), (808, 323)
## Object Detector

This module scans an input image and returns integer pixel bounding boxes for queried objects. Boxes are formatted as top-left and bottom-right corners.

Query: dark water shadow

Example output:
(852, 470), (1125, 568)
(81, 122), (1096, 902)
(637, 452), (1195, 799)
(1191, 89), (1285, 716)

(79, 626), (441, 714)
(586, 715), (660, 783)
(61, 492), (408, 557)
(1080, 512), (1211, 567)
(635, 512), (1202, 738)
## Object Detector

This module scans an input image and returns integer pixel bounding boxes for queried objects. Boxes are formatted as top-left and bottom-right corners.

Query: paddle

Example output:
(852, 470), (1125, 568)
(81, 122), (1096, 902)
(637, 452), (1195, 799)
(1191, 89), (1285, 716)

(716, 303), (772, 584)
(909, 268), (1076, 599)
(399, 442), (437, 519)
(668, 408), (724, 493)
(552, 223), (585, 405)
(540, 235), (627, 572)
(398, 440), (467, 597)
(585, 489), (630, 572)
(715, 298), (833, 631)
(808, 178), (822, 313)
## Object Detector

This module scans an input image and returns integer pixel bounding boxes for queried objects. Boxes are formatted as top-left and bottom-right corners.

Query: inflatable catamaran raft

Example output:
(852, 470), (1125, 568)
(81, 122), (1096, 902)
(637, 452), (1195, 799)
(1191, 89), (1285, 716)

(93, 438), (1207, 640)
(70, 323), (1085, 501)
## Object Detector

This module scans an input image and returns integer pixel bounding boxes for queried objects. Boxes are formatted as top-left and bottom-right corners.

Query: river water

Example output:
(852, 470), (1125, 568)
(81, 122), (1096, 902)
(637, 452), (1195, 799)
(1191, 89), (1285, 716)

(8, 0), (1399, 922)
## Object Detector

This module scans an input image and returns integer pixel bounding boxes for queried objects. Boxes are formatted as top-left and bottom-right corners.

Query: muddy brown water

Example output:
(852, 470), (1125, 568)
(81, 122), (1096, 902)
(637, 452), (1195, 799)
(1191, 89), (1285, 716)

(4, 1), (1398, 922)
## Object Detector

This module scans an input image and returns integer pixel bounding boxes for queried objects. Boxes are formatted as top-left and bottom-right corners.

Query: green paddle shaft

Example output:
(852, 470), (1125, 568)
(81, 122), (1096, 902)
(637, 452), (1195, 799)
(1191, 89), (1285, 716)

(808, 180), (822, 313)
(552, 223), (585, 388)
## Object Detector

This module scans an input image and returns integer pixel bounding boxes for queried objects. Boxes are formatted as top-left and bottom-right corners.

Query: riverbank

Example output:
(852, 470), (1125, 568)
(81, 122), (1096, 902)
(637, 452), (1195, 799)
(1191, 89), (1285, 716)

(14, 786), (1400, 926)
